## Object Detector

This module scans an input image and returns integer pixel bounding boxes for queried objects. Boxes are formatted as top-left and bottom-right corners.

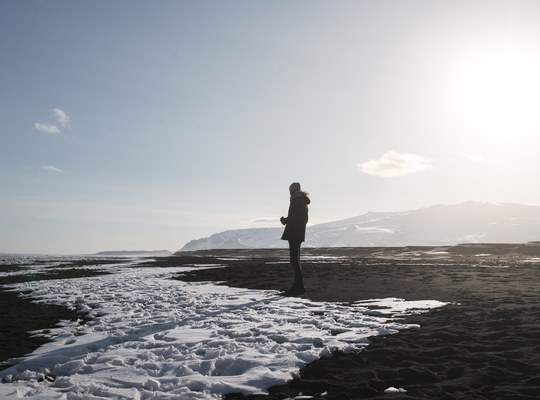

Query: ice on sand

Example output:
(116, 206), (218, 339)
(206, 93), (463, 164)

(0, 263), (446, 399)
(384, 386), (408, 393)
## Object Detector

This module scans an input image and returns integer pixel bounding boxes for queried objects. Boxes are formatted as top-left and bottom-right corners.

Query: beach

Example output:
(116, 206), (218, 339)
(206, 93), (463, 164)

(1, 247), (540, 399)
(0, 256), (112, 366)
(171, 247), (540, 399)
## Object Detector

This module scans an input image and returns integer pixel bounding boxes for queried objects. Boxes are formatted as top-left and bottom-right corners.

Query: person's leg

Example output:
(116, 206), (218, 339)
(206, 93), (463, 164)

(288, 241), (304, 290)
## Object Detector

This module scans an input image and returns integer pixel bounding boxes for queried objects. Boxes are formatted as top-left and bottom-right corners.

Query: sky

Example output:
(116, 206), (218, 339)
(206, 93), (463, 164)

(2, 0), (540, 254)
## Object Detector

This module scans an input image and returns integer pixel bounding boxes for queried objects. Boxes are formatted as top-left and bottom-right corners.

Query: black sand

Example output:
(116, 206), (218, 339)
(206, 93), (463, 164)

(3, 248), (540, 399)
(166, 247), (540, 400)
(0, 258), (115, 369)
(0, 289), (83, 368)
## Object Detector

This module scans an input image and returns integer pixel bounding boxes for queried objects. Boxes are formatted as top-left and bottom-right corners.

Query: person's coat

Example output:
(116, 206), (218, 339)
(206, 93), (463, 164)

(281, 191), (310, 242)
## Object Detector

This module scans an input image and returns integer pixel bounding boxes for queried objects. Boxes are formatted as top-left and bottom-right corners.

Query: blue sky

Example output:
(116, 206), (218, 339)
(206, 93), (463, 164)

(3, 1), (540, 253)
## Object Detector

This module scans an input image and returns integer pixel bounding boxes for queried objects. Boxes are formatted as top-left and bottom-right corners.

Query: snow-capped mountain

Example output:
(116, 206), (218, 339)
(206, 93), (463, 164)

(178, 202), (540, 251)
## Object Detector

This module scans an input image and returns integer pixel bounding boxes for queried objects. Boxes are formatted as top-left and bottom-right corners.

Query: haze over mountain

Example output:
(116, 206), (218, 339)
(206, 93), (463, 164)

(178, 202), (540, 252)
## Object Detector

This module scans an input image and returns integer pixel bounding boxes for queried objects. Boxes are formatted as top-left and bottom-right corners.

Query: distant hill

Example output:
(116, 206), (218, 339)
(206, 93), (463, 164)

(95, 250), (172, 257)
(177, 201), (540, 252)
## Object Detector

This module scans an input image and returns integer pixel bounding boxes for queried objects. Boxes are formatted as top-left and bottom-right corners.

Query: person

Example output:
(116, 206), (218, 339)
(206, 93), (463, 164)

(280, 182), (310, 295)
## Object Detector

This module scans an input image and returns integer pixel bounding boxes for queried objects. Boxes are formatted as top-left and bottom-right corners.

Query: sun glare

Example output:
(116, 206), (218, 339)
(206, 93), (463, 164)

(455, 46), (540, 138)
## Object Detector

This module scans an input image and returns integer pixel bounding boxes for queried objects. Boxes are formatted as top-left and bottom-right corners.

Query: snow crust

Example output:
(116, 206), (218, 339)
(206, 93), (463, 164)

(384, 386), (407, 393)
(0, 262), (446, 399)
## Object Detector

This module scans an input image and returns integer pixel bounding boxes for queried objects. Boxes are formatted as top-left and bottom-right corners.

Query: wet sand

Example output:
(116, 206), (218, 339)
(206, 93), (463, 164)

(168, 247), (540, 399)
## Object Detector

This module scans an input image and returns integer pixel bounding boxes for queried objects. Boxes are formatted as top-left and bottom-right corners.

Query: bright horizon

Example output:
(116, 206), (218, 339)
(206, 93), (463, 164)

(3, 1), (540, 254)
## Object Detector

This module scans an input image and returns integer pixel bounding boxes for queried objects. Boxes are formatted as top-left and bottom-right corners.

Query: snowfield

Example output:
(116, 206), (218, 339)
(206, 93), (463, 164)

(0, 261), (446, 399)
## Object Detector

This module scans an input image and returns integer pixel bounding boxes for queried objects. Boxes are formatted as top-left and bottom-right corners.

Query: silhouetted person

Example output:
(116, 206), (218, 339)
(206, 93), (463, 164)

(280, 182), (310, 295)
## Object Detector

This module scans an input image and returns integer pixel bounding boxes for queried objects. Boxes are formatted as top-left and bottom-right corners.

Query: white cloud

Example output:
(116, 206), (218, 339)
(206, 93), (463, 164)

(34, 122), (60, 135)
(358, 151), (433, 178)
(51, 108), (70, 128)
(34, 108), (70, 135)
(42, 165), (66, 175)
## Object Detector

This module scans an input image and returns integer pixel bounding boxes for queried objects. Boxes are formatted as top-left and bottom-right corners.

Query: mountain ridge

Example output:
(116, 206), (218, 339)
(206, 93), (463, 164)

(177, 201), (540, 252)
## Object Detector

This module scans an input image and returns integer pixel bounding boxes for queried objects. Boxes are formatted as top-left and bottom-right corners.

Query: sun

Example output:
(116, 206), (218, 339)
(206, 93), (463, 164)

(455, 46), (540, 138)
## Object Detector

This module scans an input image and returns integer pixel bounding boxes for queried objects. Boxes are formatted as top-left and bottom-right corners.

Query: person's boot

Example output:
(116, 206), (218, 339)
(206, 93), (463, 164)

(282, 283), (305, 296)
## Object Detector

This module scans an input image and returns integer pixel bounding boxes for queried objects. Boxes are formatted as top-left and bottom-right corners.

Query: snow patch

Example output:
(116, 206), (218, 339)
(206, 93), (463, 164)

(384, 386), (407, 393)
(0, 263), (446, 399)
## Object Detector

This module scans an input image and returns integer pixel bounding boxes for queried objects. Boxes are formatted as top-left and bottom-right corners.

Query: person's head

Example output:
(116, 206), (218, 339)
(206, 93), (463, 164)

(289, 182), (301, 195)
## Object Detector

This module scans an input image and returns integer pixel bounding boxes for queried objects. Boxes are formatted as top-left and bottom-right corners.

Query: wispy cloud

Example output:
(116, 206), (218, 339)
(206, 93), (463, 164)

(358, 151), (433, 178)
(51, 108), (70, 128)
(34, 122), (60, 135)
(42, 165), (66, 175)
(34, 108), (71, 134)
(252, 217), (280, 223)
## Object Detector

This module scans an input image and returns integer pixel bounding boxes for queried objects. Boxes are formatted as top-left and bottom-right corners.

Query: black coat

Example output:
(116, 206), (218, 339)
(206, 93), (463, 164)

(281, 192), (310, 243)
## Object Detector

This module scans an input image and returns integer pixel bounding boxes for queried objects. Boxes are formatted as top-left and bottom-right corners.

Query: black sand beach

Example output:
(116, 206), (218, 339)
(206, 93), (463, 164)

(3, 247), (540, 399)
(167, 246), (540, 399)
(0, 257), (114, 369)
